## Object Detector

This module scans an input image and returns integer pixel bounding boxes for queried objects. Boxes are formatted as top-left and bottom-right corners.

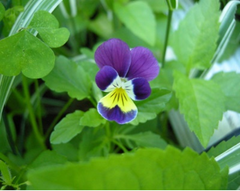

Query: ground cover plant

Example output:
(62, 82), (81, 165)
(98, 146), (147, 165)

(0, 0), (240, 189)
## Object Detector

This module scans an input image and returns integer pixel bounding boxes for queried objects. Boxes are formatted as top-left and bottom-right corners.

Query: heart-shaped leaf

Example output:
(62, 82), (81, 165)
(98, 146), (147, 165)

(0, 30), (55, 78)
(29, 10), (70, 48)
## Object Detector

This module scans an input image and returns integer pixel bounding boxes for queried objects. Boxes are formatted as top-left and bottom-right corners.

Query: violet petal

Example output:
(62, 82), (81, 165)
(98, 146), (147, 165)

(98, 104), (137, 124)
(126, 47), (159, 81)
(94, 38), (131, 77)
(95, 66), (119, 91)
(125, 78), (151, 100)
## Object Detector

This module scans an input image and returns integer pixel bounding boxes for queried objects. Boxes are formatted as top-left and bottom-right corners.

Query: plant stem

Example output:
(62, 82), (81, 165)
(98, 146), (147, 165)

(34, 79), (43, 134)
(162, 2), (173, 67)
(22, 75), (45, 149)
(0, 153), (20, 172)
(2, 110), (17, 155)
(105, 122), (111, 138)
(45, 98), (74, 140)
(88, 96), (97, 107)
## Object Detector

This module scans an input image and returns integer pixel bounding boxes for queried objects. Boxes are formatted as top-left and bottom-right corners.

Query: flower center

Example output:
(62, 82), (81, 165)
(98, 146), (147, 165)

(100, 87), (136, 112)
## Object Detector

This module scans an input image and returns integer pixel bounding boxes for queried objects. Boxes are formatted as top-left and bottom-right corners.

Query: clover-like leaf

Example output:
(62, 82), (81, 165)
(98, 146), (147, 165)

(27, 146), (228, 189)
(114, 1), (156, 46)
(173, 72), (225, 147)
(43, 56), (91, 100)
(29, 10), (70, 48)
(0, 30), (55, 78)
(50, 110), (84, 144)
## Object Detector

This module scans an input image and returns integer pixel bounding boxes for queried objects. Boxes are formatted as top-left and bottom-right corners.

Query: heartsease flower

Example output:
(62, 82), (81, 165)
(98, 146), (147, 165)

(95, 38), (159, 124)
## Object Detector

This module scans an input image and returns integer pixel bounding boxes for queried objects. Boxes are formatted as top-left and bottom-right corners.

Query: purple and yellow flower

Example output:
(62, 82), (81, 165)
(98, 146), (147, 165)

(95, 38), (159, 124)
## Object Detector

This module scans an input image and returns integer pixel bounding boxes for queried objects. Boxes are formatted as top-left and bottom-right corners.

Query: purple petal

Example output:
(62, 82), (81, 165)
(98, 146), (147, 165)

(98, 104), (137, 124)
(95, 66), (118, 91)
(131, 78), (151, 100)
(126, 47), (159, 81)
(94, 38), (131, 77)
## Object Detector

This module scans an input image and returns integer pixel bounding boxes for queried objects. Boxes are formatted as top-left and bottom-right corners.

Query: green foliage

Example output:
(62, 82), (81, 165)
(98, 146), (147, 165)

(0, 9), (70, 78)
(0, 0), (239, 189)
(43, 56), (91, 100)
(173, 72), (225, 147)
(50, 110), (84, 144)
(171, 0), (220, 72)
(207, 136), (240, 190)
(29, 10), (70, 48)
(27, 146), (228, 190)
(0, 30), (55, 78)
(211, 72), (240, 113)
(2, 6), (24, 35)
(88, 13), (113, 39)
(207, 136), (240, 158)
(0, 160), (12, 185)
(114, 1), (156, 46)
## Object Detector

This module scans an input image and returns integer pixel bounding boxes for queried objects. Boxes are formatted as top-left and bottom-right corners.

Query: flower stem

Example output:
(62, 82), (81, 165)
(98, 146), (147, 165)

(45, 98), (74, 140)
(22, 76), (45, 149)
(162, 1), (173, 67)
(111, 139), (128, 153)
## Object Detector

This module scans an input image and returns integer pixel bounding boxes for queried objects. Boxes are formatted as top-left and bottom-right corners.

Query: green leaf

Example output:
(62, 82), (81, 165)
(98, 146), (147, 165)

(27, 146), (228, 189)
(0, 3), (5, 21)
(0, 160), (12, 185)
(28, 150), (68, 169)
(114, 1), (156, 46)
(50, 110), (84, 144)
(171, 0), (220, 71)
(52, 143), (79, 162)
(130, 88), (172, 125)
(211, 72), (240, 113)
(116, 131), (167, 149)
(29, 10), (70, 48)
(173, 72), (225, 147)
(80, 108), (106, 127)
(0, 30), (55, 78)
(43, 56), (91, 100)
(78, 128), (110, 161)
